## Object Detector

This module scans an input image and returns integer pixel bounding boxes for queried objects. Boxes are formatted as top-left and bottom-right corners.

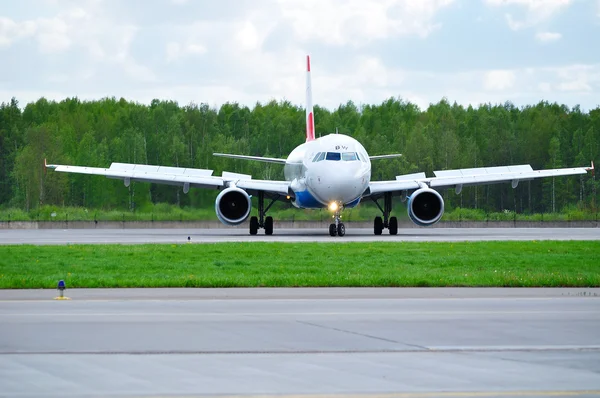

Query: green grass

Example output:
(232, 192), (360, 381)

(1, 241), (598, 289)
(1, 204), (598, 222)
(0, 204), (385, 222)
(443, 207), (599, 222)
(0, 206), (218, 222)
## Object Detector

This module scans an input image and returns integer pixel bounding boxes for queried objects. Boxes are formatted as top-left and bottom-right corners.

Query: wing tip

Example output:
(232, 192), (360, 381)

(44, 158), (58, 170)
(587, 161), (595, 176)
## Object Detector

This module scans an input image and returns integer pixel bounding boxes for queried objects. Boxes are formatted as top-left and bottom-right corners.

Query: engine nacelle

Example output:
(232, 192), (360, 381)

(215, 187), (252, 226)
(407, 188), (444, 227)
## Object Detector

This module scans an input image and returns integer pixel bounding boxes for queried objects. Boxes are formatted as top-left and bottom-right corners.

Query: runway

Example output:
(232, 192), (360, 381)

(1, 288), (599, 397)
(1, 227), (600, 244)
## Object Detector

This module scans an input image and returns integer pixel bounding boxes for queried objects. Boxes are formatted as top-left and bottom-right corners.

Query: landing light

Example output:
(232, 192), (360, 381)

(328, 202), (339, 212)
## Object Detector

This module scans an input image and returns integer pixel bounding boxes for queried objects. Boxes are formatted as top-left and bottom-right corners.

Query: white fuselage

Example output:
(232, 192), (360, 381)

(284, 134), (371, 209)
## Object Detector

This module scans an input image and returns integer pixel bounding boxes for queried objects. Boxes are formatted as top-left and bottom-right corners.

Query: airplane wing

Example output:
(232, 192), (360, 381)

(45, 161), (291, 197)
(366, 162), (594, 197)
(213, 153), (287, 164)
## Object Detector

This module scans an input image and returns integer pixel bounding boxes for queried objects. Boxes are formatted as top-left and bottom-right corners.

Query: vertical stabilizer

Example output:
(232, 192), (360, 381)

(305, 55), (315, 142)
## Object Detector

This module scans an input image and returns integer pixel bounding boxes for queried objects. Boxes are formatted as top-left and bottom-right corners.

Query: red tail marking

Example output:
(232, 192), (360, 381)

(307, 112), (315, 141)
(307, 55), (311, 72)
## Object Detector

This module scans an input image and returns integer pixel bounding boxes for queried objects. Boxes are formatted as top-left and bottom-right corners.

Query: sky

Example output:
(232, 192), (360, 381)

(1, 0), (599, 111)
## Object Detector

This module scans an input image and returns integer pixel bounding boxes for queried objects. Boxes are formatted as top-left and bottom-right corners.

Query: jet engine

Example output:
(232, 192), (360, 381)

(407, 188), (444, 227)
(215, 187), (252, 226)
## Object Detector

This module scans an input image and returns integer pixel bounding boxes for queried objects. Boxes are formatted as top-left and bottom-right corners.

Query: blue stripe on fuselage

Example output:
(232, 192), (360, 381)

(345, 197), (361, 208)
(294, 190), (325, 209)
(294, 190), (362, 209)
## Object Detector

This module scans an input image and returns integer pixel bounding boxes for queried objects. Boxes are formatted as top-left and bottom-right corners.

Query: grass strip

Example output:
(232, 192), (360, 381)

(2, 205), (599, 222)
(0, 241), (598, 289)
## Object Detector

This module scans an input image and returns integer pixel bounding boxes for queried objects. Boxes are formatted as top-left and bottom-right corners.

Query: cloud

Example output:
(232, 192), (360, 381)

(35, 17), (71, 53)
(0, 17), (36, 48)
(554, 64), (598, 92)
(557, 80), (591, 92)
(1, 1), (598, 112)
(164, 0), (455, 69)
(0, 8), (92, 53)
(4, 61), (600, 113)
(535, 31), (562, 42)
(483, 70), (516, 91)
(235, 20), (261, 51)
(538, 82), (552, 92)
(484, 0), (573, 30)
(0, 3), (158, 84)
(166, 42), (207, 63)
(482, 64), (599, 95)
(278, 0), (455, 46)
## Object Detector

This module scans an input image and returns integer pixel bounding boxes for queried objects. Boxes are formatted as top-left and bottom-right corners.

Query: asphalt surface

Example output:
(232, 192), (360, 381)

(1, 227), (600, 244)
(1, 288), (599, 397)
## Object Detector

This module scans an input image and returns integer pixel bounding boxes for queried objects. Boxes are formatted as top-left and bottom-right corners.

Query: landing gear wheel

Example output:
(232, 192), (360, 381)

(374, 216), (383, 235)
(389, 216), (398, 235)
(337, 223), (346, 237)
(329, 223), (337, 236)
(249, 216), (258, 235)
(264, 216), (274, 236)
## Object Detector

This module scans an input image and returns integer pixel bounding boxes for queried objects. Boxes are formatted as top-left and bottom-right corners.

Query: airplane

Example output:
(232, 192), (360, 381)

(46, 55), (595, 237)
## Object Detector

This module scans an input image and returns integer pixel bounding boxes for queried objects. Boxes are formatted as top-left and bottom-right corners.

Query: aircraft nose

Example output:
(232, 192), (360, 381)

(315, 163), (367, 204)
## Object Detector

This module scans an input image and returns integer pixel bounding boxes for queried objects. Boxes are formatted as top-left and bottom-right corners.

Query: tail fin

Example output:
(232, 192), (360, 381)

(305, 55), (315, 142)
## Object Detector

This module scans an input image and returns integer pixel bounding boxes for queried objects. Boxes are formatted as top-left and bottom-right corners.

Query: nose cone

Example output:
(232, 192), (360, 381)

(311, 163), (369, 205)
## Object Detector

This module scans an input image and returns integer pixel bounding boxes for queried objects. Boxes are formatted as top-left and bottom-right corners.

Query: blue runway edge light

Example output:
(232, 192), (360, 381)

(54, 279), (70, 300)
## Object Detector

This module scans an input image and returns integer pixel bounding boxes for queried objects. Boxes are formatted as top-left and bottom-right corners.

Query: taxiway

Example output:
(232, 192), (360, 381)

(1, 288), (599, 397)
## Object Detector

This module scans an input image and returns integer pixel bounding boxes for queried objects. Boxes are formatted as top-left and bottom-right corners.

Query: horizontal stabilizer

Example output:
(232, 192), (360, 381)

(213, 153), (287, 164)
(370, 154), (403, 160)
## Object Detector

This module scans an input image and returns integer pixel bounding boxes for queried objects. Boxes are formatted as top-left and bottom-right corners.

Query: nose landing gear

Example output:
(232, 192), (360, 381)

(329, 205), (345, 237)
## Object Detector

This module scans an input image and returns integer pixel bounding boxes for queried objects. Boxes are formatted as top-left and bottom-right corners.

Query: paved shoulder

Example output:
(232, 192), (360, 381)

(1, 227), (600, 245)
(1, 287), (599, 301)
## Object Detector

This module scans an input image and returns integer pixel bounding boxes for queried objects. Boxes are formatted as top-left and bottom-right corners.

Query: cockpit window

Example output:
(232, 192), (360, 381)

(317, 152), (361, 161)
(311, 152), (326, 162)
(341, 152), (358, 161)
(325, 152), (341, 161)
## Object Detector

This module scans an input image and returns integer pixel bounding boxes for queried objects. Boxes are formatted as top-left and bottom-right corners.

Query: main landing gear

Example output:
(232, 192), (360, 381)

(249, 191), (278, 236)
(371, 192), (398, 235)
(329, 205), (345, 237)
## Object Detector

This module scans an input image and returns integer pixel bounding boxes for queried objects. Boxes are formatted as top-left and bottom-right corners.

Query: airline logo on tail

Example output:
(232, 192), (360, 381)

(306, 55), (315, 142)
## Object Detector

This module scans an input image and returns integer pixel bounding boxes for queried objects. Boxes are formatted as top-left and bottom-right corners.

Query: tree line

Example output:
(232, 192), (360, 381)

(0, 96), (598, 215)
